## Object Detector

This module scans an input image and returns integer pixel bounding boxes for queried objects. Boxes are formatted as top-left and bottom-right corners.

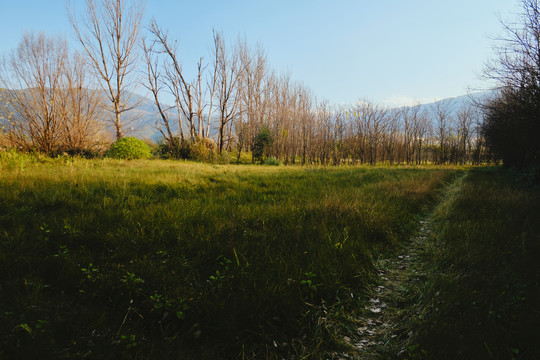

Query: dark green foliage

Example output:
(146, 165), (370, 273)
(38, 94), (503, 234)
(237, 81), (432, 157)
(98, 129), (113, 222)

(252, 126), (272, 163)
(157, 137), (181, 159)
(158, 137), (229, 163)
(105, 136), (152, 160)
(482, 86), (540, 168)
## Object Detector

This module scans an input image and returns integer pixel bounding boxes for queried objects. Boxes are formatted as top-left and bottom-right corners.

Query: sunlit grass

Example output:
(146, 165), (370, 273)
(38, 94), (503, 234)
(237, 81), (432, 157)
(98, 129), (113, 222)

(0, 157), (460, 358)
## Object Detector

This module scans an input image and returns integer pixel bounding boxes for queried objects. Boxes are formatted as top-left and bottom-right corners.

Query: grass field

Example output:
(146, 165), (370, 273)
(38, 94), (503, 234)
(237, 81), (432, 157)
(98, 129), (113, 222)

(0, 155), (460, 359)
(403, 168), (540, 359)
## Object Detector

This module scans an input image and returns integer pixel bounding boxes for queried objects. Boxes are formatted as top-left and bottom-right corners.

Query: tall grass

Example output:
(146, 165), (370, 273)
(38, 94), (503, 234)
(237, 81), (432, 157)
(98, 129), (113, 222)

(408, 168), (540, 359)
(0, 158), (459, 359)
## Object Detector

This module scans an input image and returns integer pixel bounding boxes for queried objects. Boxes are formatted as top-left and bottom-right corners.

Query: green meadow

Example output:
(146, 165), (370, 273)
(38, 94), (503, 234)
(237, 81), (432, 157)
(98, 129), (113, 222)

(405, 168), (540, 359)
(0, 157), (460, 359)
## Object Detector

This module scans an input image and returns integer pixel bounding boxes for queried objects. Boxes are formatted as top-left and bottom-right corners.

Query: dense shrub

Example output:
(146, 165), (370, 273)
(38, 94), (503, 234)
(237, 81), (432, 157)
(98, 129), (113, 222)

(482, 86), (540, 168)
(252, 126), (273, 163)
(105, 137), (152, 160)
(263, 156), (281, 166)
(189, 137), (217, 161)
(157, 137), (181, 159)
(158, 136), (229, 163)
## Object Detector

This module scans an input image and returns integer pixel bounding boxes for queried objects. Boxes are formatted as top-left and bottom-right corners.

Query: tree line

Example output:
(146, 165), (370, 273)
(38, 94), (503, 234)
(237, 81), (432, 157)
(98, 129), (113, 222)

(481, 0), (540, 170)
(0, 0), (510, 165)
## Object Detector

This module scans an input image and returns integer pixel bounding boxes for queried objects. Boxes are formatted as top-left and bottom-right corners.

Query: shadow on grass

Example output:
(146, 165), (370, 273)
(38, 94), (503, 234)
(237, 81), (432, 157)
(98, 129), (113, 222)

(406, 167), (540, 359)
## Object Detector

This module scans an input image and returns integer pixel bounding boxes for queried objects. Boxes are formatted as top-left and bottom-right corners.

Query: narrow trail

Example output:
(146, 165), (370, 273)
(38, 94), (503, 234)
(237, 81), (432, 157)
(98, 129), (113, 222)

(335, 171), (469, 359)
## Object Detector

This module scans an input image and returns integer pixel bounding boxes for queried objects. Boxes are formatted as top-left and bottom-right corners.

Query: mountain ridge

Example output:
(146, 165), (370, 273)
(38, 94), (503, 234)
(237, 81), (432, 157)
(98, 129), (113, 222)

(0, 89), (497, 142)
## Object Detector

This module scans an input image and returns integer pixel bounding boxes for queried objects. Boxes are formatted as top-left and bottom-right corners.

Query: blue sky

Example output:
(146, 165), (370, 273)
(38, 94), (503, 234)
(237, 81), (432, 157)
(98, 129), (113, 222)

(0, 0), (519, 106)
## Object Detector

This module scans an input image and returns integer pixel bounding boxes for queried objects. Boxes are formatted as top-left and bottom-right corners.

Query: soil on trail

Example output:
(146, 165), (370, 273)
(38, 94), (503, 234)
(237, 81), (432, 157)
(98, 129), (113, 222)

(334, 172), (468, 359)
(352, 218), (432, 359)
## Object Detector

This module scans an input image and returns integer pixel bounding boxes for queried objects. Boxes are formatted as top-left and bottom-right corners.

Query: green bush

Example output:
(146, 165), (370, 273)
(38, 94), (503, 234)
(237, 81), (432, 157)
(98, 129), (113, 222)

(252, 126), (273, 163)
(157, 137), (181, 159)
(105, 137), (152, 160)
(216, 151), (231, 164)
(158, 136), (228, 163)
(189, 140), (213, 161)
(263, 156), (281, 166)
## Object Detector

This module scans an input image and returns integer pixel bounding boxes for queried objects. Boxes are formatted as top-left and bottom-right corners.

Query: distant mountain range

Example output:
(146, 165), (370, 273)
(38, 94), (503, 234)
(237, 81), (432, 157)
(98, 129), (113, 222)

(422, 90), (494, 112)
(394, 90), (494, 115)
(124, 92), (215, 141)
(1, 89), (497, 142)
(122, 92), (167, 141)
(131, 90), (497, 140)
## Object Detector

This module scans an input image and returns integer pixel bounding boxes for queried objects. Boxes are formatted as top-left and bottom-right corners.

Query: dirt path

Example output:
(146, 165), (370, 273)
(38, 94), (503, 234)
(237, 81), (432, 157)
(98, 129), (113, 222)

(334, 172), (468, 359)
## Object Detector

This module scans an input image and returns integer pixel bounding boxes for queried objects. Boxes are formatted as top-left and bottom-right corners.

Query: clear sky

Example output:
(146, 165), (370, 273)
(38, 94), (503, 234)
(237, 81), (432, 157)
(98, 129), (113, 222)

(0, 0), (520, 106)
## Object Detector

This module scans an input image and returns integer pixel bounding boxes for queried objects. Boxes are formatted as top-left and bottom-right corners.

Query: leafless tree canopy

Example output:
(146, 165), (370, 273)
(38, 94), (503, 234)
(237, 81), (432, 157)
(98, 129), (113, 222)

(0, 32), (107, 154)
(68, 0), (144, 139)
(485, 0), (540, 89)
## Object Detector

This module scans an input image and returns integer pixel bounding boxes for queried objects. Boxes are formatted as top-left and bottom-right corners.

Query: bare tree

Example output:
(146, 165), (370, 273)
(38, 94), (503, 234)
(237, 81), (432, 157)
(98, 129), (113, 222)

(400, 106), (415, 164)
(194, 57), (207, 139)
(350, 106), (367, 164)
(485, 0), (540, 89)
(0, 33), (69, 153)
(296, 86), (314, 165)
(0, 32), (106, 154)
(236, 42), (268, 161)
(213, 32), (245, 153)
(60, 51), (108, 153)
(481, 0), (540, 166)
(319, 103), (339, 165)
(432, 99), (455, 164)
(352, 100), (388, 165)
(68, 0), (144, 139)
(455, 103), (478, 164)
(204, 32), (221, 141)
(267, 72), (294, 163)
(146, 20), (207, 144)
(141, 35), (178, 154)
(383, 108), (400, 164)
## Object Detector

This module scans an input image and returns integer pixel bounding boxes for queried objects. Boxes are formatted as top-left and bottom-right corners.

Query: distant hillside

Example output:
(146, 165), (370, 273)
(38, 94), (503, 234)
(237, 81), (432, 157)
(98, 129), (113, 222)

(388, 90), (496, 130)
(411, 90), (495, 115)
(1, 89), (498, 143)
(123, 92), (215, 142)
(431, 90), (493, 109)
(123, 92), (167, 141)
(130, 91), (498, 141)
